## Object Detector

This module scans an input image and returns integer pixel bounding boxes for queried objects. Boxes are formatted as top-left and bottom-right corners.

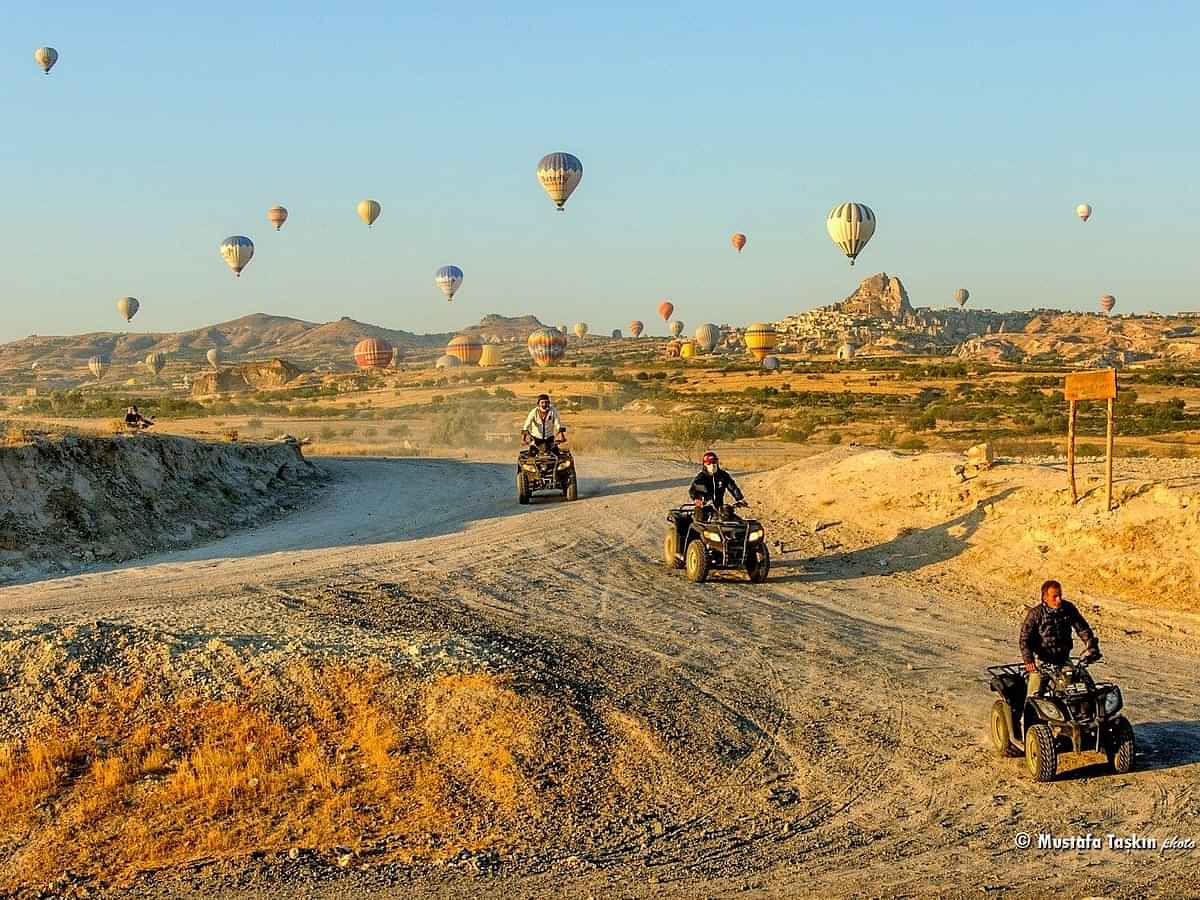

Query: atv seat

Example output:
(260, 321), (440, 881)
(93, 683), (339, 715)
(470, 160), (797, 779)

(990, 672), (1027, 708)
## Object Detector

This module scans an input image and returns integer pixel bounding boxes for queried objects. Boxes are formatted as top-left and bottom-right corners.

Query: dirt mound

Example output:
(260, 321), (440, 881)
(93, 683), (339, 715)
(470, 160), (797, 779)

(189, 358), (307, 395)
(0, 435), (323, 579)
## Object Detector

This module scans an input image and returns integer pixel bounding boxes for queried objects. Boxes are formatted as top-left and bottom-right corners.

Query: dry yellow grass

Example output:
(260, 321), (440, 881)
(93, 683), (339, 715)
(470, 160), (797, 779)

(0, 663), (607, 891)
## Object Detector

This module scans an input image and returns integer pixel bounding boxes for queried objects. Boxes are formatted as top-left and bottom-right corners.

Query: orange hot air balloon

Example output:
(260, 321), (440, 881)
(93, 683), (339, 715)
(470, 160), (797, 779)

(446, 334), (483, 365)
(658, 300), (674, 322)
(744, 322), (778, 362)
(629, 320), (644, 337)
(731, 232), (747, 253)
(354, 337), (393, 369)
(527, 328), (567, 367)
(1099, 294), (1116, 314)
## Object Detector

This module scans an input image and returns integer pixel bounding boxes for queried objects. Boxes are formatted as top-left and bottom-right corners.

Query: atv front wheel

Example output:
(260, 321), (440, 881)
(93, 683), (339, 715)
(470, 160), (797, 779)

(1107, 718), (1135, 775)
(663, 528), (681, 569)
(517, 471), (530, 505)
(990, 699), (1020, 757)
(746, 543), (770, 583)
(685, 540), (709, 583)
(565, 473), (578, 501)
(1025, 724), (1057, 782)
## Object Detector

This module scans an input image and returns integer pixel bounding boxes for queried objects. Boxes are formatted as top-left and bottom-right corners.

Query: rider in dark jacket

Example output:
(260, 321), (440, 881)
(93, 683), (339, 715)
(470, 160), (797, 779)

(689, 450), (744, 516)
(1020, 580), (1099, 694)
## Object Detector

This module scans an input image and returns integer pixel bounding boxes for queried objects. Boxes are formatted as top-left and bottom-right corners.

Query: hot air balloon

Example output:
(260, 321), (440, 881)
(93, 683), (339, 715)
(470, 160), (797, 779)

(1077, 203), (1093, 223)
(826, 203), (876, 266)
(34, 47), (58, 75)
(435, 265), (464, 301)
(479, 344), (502, 367)
(629, 320), (644, 337)
(353, 337), (392, 369)
(219, 236), (254, 277)
(145, 352), (166, 377)
(669, 320), (684, 338)
(573, 323), (588, 339)
(536, 152), (583, 210)
(267, 206), (288, 231)
(731, 232), (747, 253)
(694, 323), (720, 353)
(357, 199), (381, 227)
(391, 346), (404, 368)
(658, 301), (674, 322)
(954, 289), (969, 308)
(1099, 294), (1116, 315)
(527, 328), (567, 367)
(680, 341), (697, 359)
(206, 348), (222, 369)
(611, 329), (622, 339)
(744, 323), (778, 362)
(447, 334), (483, 365)
(435, 354), (462, 369)
(761, 356), (780, 371)
(117, 296), (139, 322)
(87, 355), (107, 380)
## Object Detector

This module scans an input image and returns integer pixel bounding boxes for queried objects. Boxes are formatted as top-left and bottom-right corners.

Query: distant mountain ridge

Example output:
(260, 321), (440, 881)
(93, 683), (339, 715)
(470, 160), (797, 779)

(0, 312), (548, 370)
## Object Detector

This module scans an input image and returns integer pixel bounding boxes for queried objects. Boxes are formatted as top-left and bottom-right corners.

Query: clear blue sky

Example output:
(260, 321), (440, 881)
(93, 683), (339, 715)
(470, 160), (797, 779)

(4, 1), (1198, 342)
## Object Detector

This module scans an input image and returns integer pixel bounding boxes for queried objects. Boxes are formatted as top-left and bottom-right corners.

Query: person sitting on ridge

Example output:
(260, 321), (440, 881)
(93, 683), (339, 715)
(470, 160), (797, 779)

(521, 394), (566, 454)
(689, 450), (745, 520)
(124, 405), (154, 431)
(1020, 579), (1100, 695)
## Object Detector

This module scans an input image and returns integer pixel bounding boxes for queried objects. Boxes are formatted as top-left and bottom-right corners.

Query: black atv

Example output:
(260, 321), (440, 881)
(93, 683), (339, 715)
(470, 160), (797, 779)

(517, 443), (578, 504)
(987, 653), (1134, 782)
(663, 502), (770, 583)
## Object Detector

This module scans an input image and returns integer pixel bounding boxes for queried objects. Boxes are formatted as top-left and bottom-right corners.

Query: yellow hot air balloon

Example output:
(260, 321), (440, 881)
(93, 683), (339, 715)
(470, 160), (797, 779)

(536, 152), (583, 210)
(826, 203), (876, 266)
(573, 322), (589, 339)
(357, 199), (381, 227)
(447, 334), (483, 365)
(744, 323), (778, 362)
(116, 296), (139, 323)
(34, 47), (58, 75)
(87, 355), (107, 380)
(145, 351), (166, 377)
(679, 341), (697, 359)
(1077, 203), (1093, 223)
(267, 206), (288, 231)
(219, 236), (254, 277)
(479, 344), (502, 367)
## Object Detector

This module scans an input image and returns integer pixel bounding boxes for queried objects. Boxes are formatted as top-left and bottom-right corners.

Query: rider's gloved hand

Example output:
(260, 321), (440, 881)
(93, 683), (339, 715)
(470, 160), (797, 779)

(1024, 662), (1037, 673)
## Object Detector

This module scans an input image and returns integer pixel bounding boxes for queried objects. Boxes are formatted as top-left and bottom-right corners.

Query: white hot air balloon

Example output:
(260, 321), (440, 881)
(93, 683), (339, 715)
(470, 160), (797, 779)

(219, 236), (255, 277)
(117, 296), (139, 322)
(206, 348), (222, 368)
(536, 152), (583, 210)
(34, 47), (58, 75)
(1077, 203), (1093, 223)
(435, 265), (464, 301)
(826, 203), (876, 265)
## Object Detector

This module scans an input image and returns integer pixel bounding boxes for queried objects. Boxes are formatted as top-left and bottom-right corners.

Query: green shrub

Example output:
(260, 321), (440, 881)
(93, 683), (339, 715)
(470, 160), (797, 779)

(896, 437), (927, 451)
(429, 404), (482, 447)
(877, 426), (896, 446)
(826, 431), (843, 445)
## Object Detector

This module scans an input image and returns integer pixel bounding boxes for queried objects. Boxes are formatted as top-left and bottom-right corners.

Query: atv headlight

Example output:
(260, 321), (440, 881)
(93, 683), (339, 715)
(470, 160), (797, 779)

(1103, 687), (1123, 716)
(522, 464), (539, 473)
(748, 529), (764, 542)
(557, 459), (573, 470)
(1032, 698), (1065, 722)
(702, 530), (722, 542)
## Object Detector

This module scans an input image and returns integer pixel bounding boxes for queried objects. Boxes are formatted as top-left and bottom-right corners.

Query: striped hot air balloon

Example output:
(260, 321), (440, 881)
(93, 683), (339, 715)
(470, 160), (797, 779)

(479, 344), (502, 367)
(658, 301), (674, 322)
(954, 289), (969, 308)
(669, 320), (684, 338)
(629, 320), (644, 337)
(145, 351), (166, 377)
(391, 346), (404, 367)
(219, 236), (254, 277)
(353, 337), (392, 369)
(536, 152), (583, 210)
(1099, 294), (1116, 315)
(34, 47), (58, 74)
(573, 322), (588, 339)
(744, 323), (778, 362)
(694, 323), (720, 353)
(611, 329), (622, 339)
(731, 232), (747, 253)
(826, 203), (876, 266)
(117, 296), (139, 322)
(761, 355), (780, 371)
(357, 199), (381, 227)
(87, 355), (107, 380)
(1077, 203), (1093, 223)
(435, 354), (462, 369)
(267, 205), (288, 231)
(435, 265), (464, 301)
(446, 334), (483, 365)
(527, 328), (567, 367)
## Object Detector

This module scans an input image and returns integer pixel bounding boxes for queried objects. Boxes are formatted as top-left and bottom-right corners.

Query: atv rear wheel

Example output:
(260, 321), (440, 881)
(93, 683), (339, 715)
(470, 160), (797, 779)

(1107, 718), (1135, 775)
(517, 471), (530, 505)
(565, 473), (578, 501)
(663, 528), (681, 569)
(746, 543), (770, 583)
(685, 539), (709, 583)
(990, 699), (1020, 757)
(1025, 724), (1057, 782)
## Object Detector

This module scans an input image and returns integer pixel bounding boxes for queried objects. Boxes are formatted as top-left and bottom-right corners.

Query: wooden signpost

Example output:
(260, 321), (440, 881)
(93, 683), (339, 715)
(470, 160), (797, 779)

(1064, 368), (1118, 510)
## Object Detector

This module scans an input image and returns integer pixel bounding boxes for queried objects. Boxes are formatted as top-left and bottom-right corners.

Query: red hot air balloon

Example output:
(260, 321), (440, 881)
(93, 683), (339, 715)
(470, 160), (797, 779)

(658, 301), (674, 322)
(354, 337), (393, 369)
(629, 320), (644, 337)
(1099, 294), (1116, 315)
(731, 232), (747, 253)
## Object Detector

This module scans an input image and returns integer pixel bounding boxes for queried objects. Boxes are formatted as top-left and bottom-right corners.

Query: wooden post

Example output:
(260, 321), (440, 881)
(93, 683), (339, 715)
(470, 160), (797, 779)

(1068, 400), (1078, 505)
(1106, 397), (1115, 511)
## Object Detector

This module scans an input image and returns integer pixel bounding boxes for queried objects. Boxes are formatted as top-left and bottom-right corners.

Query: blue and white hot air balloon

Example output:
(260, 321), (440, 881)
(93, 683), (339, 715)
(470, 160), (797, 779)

(537, 152), (583, 210)
(219, 236), (255, 277)
(435, 265), (464, 301)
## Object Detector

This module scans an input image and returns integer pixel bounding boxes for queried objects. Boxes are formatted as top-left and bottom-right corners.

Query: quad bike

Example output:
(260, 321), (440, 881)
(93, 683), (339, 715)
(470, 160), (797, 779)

(663, 501), (770, 584)
(987, 652), (1134, 783)
(516, 442), (578, 504)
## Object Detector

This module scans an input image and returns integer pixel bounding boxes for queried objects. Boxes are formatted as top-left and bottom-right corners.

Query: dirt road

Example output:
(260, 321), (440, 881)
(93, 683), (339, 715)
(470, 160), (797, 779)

(2, 453), (1198, 899)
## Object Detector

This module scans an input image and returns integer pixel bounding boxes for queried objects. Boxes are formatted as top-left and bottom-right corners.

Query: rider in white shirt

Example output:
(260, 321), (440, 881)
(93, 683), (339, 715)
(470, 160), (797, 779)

(522, 393), (567, 453)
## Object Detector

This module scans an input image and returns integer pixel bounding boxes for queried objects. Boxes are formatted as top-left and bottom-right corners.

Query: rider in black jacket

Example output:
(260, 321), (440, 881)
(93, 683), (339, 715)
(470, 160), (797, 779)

(1020, 580), (1099, 694)
(689, 450), (744, 519)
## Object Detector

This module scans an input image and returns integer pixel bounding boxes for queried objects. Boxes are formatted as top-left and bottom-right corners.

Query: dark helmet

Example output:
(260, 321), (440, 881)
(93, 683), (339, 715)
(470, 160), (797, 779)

(702, 450), (719, 465)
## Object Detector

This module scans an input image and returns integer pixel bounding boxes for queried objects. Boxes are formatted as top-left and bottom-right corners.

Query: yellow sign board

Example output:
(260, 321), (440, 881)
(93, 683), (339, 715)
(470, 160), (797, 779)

(1064, 369), (1117, 402)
